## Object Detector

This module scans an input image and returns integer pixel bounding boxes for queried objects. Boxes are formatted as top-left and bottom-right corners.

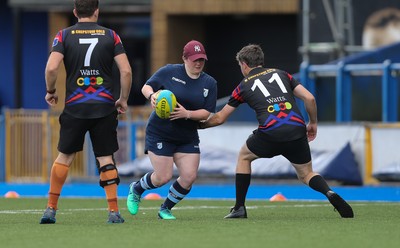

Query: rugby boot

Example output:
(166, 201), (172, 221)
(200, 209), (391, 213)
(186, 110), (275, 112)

(224, 206), (247, 219)
(40, 207), (57, 224)
(327, 191), (354, 218)
(127, 182), (141, 215)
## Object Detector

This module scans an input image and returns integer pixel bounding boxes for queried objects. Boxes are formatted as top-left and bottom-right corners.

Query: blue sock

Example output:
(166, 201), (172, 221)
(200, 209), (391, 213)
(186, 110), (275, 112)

(161, 180), (190, 210)
(134, 172), (157, 195)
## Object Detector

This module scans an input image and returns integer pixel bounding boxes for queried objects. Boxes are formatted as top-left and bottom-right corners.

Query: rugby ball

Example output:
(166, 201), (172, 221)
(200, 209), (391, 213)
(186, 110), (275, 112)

(155, 90), (177, 119)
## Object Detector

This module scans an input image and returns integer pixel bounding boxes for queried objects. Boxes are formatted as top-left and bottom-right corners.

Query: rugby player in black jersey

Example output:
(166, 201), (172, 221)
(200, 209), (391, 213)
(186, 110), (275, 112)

(200, 44), (354, 219)
(40, 0), (132, 224)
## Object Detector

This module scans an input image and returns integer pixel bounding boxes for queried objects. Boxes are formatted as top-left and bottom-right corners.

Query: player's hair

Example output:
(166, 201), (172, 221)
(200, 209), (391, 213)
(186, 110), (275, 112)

(236, 44), (264, 68)
(74, 0), (99, 18)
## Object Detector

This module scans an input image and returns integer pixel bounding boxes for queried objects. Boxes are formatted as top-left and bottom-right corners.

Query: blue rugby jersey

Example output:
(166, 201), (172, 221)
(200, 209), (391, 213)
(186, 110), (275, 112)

(145, 64), (217, 142)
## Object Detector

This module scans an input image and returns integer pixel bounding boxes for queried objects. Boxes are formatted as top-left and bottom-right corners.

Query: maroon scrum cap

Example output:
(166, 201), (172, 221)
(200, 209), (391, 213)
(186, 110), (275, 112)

(183, 40), (208, 61)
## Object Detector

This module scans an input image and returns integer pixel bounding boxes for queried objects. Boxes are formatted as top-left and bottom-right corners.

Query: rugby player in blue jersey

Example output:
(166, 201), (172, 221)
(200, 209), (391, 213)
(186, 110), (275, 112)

(127, 40), (217, 219)
(200, 44), (354, 219)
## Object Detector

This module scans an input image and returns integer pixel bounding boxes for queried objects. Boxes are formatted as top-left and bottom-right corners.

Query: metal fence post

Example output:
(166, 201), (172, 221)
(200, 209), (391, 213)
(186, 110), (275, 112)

(336, 62), (345, 122)
(382, 60), (391, 122)
(299, 61), (310, 122)
(342, 65), (352, 121)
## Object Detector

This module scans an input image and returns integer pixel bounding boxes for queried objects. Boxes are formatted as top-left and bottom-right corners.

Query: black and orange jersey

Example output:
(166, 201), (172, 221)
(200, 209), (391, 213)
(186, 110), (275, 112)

(51, 22), (126, 119)
(228, 67), (306, 141)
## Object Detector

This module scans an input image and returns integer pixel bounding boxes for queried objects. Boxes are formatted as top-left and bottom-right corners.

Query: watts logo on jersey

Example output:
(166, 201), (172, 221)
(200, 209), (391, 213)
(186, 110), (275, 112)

(267, 102), (292, 113)
(76, 76), (104, 86)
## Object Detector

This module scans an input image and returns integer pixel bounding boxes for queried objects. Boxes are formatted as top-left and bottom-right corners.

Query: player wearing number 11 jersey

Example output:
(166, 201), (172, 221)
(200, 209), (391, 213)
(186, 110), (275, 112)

(40, 0), (132, 224)
(199, 44), (353, 219)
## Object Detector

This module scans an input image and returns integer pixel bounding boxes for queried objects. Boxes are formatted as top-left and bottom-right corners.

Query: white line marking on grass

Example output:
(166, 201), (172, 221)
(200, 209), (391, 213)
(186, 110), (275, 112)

(0, 202), (388, 215)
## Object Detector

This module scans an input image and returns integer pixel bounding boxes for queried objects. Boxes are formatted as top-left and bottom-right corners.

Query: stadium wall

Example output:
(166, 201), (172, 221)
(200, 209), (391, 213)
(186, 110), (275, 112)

(0, 2), (49, 109)
(1, 108), (400, 184)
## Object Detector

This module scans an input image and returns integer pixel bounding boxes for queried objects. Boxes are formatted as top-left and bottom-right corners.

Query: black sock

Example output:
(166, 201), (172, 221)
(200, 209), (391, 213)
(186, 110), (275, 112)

(234, 173), (251, 209)
(308, 175), (332, 196)
(161, 180), (190, 210)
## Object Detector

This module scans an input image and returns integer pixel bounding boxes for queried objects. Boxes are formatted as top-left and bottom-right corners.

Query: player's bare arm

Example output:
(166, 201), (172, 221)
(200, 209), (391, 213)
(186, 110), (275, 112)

(44, 51), (63, 106)
(141, 84), (159, 108)
(293, 84), (318, 141)
(293, 84), (317, 123)
(114, 53), (132, 114)
(170, 103), (211, 121)
(200, 104), (235, 129)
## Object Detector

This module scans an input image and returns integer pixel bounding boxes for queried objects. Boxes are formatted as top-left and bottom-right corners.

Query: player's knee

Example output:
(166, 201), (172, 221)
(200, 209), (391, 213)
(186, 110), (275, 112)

(182, 173), (197, 185)
(153, 173), (172, 186)
(297, 171), (315, 185)
(96, 156), (116, 170)
(98, 163), (120, 188)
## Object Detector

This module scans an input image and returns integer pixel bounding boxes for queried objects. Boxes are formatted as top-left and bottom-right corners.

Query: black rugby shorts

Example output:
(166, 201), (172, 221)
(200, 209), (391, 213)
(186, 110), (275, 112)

(58, 111), (119, 157)
(246, 132), (311, 164)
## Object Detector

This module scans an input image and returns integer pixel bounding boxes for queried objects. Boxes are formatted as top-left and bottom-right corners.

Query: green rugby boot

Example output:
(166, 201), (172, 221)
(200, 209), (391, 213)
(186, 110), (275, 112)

(127, 182), (141, 215)
(158, 208), (176, 220)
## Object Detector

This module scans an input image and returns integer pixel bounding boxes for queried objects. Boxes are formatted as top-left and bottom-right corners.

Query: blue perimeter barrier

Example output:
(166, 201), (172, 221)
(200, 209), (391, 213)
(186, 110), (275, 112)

(300, 60), (400, 122)
(1, 182), (399, 202)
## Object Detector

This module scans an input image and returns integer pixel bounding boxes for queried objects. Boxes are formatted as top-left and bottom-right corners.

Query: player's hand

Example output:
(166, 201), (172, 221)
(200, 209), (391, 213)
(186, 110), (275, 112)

(170, 102), (189, 120)
(115, 99), (128, 114)
(45, 93), (58, 106)
(149, 91), (159, 109)
(306, 122), (317, 142)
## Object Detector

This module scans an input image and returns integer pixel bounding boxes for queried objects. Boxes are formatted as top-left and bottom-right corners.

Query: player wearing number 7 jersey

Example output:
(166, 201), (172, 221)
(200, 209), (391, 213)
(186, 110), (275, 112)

(40, 0), (132, 224)
(199, 44), (353, 219)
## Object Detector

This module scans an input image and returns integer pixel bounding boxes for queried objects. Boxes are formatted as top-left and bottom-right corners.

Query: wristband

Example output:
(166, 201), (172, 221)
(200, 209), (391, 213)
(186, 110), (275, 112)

(148, 92), (154, 100)
(47, 89), (56, 94)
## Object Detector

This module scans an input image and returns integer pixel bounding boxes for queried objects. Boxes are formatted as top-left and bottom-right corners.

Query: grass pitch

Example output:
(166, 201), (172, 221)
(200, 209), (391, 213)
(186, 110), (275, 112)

(0, 198), (399, 248)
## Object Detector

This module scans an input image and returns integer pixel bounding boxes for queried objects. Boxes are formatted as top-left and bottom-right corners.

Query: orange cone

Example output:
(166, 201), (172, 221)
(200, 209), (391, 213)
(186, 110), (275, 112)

(4, 191), (20, 198)
(143, 193), (162, 200)
(269, 193), (287, 201)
